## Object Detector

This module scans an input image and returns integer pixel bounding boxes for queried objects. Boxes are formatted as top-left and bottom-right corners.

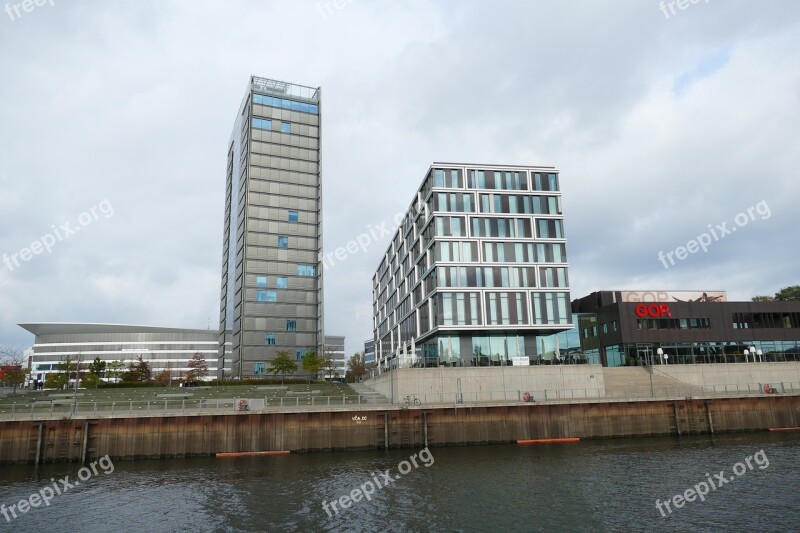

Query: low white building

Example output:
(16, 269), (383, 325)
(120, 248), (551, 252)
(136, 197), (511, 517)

(19, 323), (226, 384)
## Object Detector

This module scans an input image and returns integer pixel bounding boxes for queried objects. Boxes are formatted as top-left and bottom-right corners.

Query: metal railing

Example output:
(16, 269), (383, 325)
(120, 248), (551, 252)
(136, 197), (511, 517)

(1, 381), (797, 420)
(0, 394), (389, 421)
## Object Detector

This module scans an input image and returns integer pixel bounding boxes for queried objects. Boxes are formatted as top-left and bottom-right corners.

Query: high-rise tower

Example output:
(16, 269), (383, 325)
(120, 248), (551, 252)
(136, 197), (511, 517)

(220, 76), (323, 378)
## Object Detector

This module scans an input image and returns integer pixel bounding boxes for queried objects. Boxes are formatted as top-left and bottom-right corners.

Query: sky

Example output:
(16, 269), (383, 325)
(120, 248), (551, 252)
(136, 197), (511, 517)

(0, 0), (798, 355)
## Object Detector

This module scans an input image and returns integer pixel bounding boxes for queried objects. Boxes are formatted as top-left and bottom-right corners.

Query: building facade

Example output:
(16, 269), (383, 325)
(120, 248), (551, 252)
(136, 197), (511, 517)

(19, 323), (222, 384)
(219, 76), (324, 379)
(364, 338), (376, 366)
(372, 163), (572, 370)
(323, 335), (346, 380)
(572, 291), (800, 366)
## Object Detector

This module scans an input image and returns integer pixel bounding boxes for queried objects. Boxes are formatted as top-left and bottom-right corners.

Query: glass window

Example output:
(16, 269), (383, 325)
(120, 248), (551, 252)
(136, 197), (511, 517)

(278, 236), (288, 248)
(256, 275), (267, 288)
(257, 290), (277, 302)
(281, 122), (291, 134)
(276, 276), (287, 289)
(298, 264), (316, 277)
(288, 210), (298, 222)
(265, 334), (276, 346)
(251, 117), (272, 130)
(254, 362), (266, 375)
(286, 320), (296, 332)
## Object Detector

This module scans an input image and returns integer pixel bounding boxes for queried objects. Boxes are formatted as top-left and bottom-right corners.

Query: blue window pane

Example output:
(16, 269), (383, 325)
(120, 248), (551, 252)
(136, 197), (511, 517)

(281, 122), (291, 134)
(309, 104), (319, 114)
(278, 236), (288, 248)
(254, 362), (266, 375)
(252, 117), (271, 130)
(265, 334), (276, 346)
(297, 264), (316, 277)
(276, 276), (287, 289)
(256, 276), (267, 288)
(286, 320), (296, 332)
(257, 290), (277, 302)
(288, 210), (298, 222)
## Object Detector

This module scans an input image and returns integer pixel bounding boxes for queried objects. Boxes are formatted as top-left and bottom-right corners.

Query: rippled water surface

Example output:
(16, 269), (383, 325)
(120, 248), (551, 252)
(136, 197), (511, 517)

(1, 432), (798, 532)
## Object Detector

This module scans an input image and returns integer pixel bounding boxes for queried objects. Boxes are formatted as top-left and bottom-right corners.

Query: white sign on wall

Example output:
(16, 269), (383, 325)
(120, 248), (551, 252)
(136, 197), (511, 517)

(511, 357), (530, 366)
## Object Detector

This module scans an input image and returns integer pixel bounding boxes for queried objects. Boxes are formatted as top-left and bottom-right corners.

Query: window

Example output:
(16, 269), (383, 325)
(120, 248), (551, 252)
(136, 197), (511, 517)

(295, 349), (312, 361)
(253, 94), (319, 115)
(602, 323), (608, 334)
(286, 320), (296, 332)
(276, 276), (288, 289)
(288, 210), (298, 222)
(256, 276), (267, 288)
(278, 236), (288, 248)
(298, 264), (316, 277)
(251, 117), (272, 130)
(257, 290), (277, 302)
(265, 334), (276, 346)
(254, 362), (266, 375)
(281, 122), (291, 134)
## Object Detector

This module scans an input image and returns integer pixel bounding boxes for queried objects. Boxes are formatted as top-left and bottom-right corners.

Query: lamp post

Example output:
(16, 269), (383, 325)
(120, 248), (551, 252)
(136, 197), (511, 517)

(71, 352), (83, 417)
(657, 348), (664, 365)
(744, 348), (750, 363)
(756, 349), (763, 363)
(750, 346), (757, 363)
(664, 354), (669, 365)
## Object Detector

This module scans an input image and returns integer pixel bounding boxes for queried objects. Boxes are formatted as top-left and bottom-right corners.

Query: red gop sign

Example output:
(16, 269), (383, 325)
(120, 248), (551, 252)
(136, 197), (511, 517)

(634, 303), (672, 318)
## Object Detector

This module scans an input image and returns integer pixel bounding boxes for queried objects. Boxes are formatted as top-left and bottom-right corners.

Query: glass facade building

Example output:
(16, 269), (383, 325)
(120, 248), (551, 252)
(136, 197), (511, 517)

(372, 163), (573, 370)
(219, 77), (323, 379)
(572, 291), (800, 366)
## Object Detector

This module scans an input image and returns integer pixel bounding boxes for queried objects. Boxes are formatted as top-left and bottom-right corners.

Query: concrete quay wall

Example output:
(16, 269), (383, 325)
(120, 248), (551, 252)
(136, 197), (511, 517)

(1, 395), (798, 465)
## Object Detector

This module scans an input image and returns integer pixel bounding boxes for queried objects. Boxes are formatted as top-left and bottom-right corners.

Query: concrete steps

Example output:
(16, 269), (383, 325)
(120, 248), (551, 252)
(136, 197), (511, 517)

(602, 367), (707, 399)
(348, 382), (390, 404)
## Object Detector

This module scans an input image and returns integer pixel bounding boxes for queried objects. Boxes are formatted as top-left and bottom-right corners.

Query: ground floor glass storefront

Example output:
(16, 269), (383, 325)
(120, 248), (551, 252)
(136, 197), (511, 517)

(602, 341), (800, 367)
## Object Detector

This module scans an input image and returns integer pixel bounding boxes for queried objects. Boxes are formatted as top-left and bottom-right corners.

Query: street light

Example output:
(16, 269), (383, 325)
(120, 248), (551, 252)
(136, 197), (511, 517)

(664, 354), (669, 365)
(757, 349), (763, 362)
(72, 352), (83, 417)
(744, 348), (750, 363)
(657, 348), (664, 364)
(750, 346), (757, 363)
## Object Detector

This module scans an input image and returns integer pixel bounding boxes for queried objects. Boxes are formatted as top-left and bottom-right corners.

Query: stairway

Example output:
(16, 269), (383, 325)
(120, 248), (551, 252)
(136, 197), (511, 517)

(348, 382), (390, 404)
(602, 367), (707, 399)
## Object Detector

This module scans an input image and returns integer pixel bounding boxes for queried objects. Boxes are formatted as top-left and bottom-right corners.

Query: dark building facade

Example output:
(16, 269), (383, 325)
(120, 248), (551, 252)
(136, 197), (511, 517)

(572, 291), (800, 366)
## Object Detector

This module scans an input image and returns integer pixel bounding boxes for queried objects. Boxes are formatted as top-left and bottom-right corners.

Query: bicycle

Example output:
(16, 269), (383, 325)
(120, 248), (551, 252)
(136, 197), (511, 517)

(403, 395), (421, 407)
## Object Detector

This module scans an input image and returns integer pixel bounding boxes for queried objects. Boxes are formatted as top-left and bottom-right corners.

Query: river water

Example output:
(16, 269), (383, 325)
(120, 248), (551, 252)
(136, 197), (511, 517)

(1, 432), (798, 532)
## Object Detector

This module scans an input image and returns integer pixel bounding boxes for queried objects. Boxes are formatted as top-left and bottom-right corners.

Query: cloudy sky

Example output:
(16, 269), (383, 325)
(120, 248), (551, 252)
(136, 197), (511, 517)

(0, 0), (798, 353)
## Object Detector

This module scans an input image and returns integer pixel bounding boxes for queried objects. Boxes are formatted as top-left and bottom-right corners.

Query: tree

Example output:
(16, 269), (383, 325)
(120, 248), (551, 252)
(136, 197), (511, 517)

(321, 350), (338, 381)
(269, 350), (297, 384)
(186, 352), (209, 383)
(0, 346), (28, 395)
(301, 351), (322, 383)
(83, 357), (107, 388)
(774, 285), (800, 301)
(122, 355), (153, 383)
(346, 352), (366, 383)
(751, 295), (775, 302)
(106, 360), (126, 383)
(40, 356), (74, 389)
